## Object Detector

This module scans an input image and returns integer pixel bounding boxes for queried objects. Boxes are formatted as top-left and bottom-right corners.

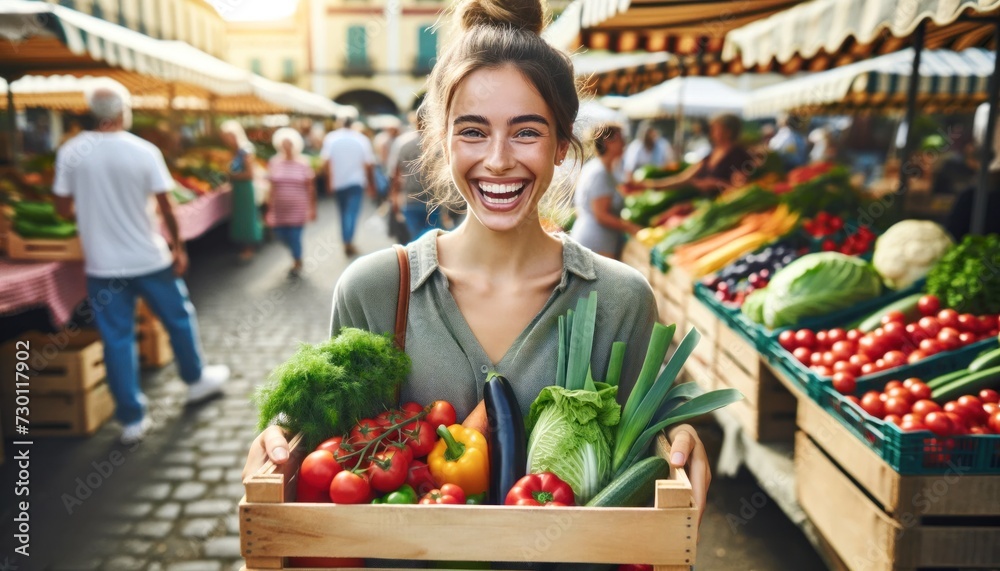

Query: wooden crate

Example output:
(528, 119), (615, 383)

(138, 319), (173, 369)
(7, 232), (83, 261)
(1, 381), (114, 437)
(712, 324), (796, 442)
(621, 240), (653, 281)
(685, 297), (719, 366)
(796, 432), (1000, 571)
(652, 271), (687, 332)
(241, 434), (698, 571)
(0, 330), (105, 394)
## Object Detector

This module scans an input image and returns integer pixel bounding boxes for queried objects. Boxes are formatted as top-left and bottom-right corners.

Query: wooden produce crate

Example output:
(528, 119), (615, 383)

(7, 233), (83, 261)
(621, 239), (653, 282)
(0, 330), (105, 394)
(652, 269), (687, 333)
(241, 434), (698, 571)
(713, 323), (796, 442)
(136, 302), (173, 369)
(1, 381), (114, 437)
(795, 431), (1000, 571)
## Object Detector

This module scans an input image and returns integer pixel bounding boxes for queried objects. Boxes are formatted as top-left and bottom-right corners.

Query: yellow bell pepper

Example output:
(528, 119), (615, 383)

(427, 424), (490, 496)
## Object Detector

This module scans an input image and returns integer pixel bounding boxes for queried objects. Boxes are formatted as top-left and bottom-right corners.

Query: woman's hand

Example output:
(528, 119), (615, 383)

(242, 425), (292, 482)
(667, 423), (711, 530)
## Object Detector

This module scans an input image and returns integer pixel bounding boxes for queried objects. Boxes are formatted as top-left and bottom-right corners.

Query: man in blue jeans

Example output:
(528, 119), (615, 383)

(53, 82), (229, 445)
(319, 116), (377, 256)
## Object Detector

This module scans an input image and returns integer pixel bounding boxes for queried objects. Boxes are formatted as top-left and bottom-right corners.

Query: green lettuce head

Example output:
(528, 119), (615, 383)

(526, 383), (620, 504)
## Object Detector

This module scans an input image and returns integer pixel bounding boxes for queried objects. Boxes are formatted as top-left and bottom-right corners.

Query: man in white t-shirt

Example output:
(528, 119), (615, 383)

(319, 116), (376, 256)
(53, 83), (229, 445)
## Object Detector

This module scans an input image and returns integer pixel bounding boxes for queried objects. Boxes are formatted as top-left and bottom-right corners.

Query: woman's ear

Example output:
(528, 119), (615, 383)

(555, 140), (570, 165)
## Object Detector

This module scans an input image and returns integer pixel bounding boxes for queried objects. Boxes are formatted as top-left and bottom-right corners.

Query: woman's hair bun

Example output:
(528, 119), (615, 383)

(456, 0), (547, 35)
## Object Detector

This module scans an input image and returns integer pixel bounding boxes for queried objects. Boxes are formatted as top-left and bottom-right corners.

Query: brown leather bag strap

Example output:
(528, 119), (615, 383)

(394, 244), (410, 351)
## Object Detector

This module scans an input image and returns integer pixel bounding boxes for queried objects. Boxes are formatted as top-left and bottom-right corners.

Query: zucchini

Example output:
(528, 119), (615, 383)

(586, 456), (670, 507)
(853, 293), (922, 333)
(968, 347), (1000, 373)
(484, 372), (526, 505)
(931, 365), (1000, 402)
(926, 369), (969, 390)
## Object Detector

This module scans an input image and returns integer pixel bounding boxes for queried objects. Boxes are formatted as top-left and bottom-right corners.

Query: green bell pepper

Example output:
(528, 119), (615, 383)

(465, 492), (487, 505)
(384, 484), (417, 504)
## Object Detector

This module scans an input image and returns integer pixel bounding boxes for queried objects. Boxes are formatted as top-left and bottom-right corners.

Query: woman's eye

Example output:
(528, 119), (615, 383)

(515, 129), (541, 138)
(459, 128), (485, 138)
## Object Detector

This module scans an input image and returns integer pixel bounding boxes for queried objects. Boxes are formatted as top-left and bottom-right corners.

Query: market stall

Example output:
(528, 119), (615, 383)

(0, 258), (85, 327)
(618, 76), (748, 119)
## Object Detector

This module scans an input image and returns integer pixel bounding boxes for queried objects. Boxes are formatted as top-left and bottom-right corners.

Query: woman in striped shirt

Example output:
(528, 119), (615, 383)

(266, 128), (316, 277)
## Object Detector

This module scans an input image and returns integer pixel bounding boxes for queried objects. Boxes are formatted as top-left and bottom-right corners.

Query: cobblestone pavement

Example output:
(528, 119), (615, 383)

(0, 196), (825, 570)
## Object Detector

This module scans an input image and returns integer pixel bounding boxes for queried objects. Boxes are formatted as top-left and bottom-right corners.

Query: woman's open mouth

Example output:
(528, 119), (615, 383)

(475, 180), (529, 211)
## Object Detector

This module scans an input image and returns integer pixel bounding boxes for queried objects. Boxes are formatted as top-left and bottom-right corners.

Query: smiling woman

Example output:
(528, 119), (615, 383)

(244, 0), (713, 531)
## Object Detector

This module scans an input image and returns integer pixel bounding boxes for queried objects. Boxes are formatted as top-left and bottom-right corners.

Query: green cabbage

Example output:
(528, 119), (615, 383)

(758, 252), (883, 329)
(526, 383), (620, 504)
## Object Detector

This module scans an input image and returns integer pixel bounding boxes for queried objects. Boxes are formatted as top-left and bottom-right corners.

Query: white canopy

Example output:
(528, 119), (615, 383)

(619, 77), (747, 119)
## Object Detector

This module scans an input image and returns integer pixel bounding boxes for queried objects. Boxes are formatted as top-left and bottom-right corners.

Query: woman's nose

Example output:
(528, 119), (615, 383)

(483, 136), (515, 174)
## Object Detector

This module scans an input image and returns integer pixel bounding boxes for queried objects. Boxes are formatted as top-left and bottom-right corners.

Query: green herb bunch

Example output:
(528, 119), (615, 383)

(253, 328), (411, 449)
(925, 234), (1000, 315)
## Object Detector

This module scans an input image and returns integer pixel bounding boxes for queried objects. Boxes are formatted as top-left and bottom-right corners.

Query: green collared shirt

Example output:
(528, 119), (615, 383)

(330, 230), (657, 418)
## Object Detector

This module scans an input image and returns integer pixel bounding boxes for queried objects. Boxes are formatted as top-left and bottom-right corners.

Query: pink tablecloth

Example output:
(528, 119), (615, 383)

(168, 185), (233, 241)
(0, 259), (87, 327)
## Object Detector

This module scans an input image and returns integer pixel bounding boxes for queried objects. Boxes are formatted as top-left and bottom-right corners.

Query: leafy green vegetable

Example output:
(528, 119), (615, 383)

(253, 328), (410, 449)
(925, 234), (1000, 315)
(621, 187), (700, 226)
(526, 383), (620, 503)
(747, 252), (883, 329)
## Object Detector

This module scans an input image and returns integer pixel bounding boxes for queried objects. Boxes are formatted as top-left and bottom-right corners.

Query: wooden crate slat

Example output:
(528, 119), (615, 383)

(2, 382), (114, 437)
(903, 526), (1000, 568)
(717, 324), (760, 380)
(7, 233), (83, 261)
(0, 330), (105, 394)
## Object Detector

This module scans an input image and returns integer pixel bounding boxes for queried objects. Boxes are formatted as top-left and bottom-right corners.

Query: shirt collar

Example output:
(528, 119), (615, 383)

(408, 230), (597, 292)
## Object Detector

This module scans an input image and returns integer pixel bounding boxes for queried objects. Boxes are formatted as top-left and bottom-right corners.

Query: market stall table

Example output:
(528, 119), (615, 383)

(168, 185), (232, 242)
(0, 258), (85, 328)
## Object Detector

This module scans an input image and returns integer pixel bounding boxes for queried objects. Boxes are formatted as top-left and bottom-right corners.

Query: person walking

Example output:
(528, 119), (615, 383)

(220, 120), (263, 262)
(320, 116), (377, 256)
(54, 83), (229, 445)
(571, 122), (644, 259)
(769, 113), (808, 170)
(622, 120), (674, 180)
(266, 128), (316, 277)
(388, 112), (442, 241)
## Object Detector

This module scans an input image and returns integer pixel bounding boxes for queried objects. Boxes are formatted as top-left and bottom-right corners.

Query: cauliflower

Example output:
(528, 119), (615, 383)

(872, 220), (954, 290)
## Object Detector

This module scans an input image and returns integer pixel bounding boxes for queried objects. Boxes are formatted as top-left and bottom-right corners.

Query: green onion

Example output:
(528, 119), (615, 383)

(604, 342), (627, 388)
(556, 315), (566, 389)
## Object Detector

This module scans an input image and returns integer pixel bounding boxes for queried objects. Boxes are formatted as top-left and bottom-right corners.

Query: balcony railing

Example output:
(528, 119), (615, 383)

(342, 58), (375, 77)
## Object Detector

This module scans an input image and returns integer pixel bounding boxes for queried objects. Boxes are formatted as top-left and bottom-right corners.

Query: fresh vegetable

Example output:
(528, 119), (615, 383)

(853, 293), (923, 333)
(367, 450), (410, 493)
(383, 484), (418, 504)
(746, 252), (883, 329)
(844, 376), (1000, 435)
(621, 187), (699, 227)
(328, 470), (371, 504)
(504, 472), (575, 507)
(969, 347), (1000, 373)
(419, 483), (467, 505)
(586, 456), (670, 507)
(926, 234), (1000, 315)
(405, 460), (437, 497)
(427, 424), (490, 496)
(402, 421), (438, 458)
(465, 492), (487, 505)
(254, 328), (411, 449)
(299, 450), (342, 491)
(704, 241), (798, 306)
(931, 366), (1000, 402)
(872, 220), (954, 290)
(425, 400), (457, 429)
(484, 372), (527, 505)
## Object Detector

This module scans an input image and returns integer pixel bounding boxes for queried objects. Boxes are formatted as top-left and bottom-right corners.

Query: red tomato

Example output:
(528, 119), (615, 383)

(959, 331), (978, 345)
(367, 450), (410, 493)
(919, 339), (943, 356)
(918, 317), (942, 337)
(957, 396), (987, 423)
(426, 400), (458, 429)
(832, 372), (857, 395)
(900, 420), (927, 432)
(937, 309), (959, 329)
(902, 412), (924, 424)
(375, 409), (408, 429)
(944, 412), (969, 435)
(778, 330), (797, 350)
(884, 397), (911, 417)
(795, 329), (816, 349)
(296, 477), (331, 503)
(969, 426), (991, 435)
(979, 315), (996, 333)
(382, 437), (415, 465)
(402, 420), (437, 458)
(827, 328), (847, 344)
(816, 330), (830, 347)
(849, 354), (871, 367)
(881, 321), (906, 345)
(845, 395), (861, 406)
(821, 351), (838, 368)
(860, 392), (886, 419)
(882, 350), (907, 369)
(810, 351), (825, 366)
(911, 399), (941, 416)
(884, 380), (904, 391)
(957, 313), (979, 332)
(886, 386), (913, 404)
(884, 414), (903, 426)
(917, 295), (940, 316)
(329, 470), (371, 504)
(937, 327), (962, 350)
(350, 419), (385, 444)
(833, 360), (859, 376)
(859, 336), (882, 358)
(793, 347), (812, 363)
(831, 340), (856, 361)
(316, 436), (345, 455)
(907, 381), (932, 401)
(924, 412), (953, 436)
(300, 450), (342, 491)
(846, 329), (863, 341)
(861, 363), (876, 375)
(907, 350), (928, 363)
(984, 402), (1000, 416)
(989, 411), (1000, 433)
(980, 389), (1000, 404)
(400, 401), (425, 418)
(812, 365), (833, 377)
(881, 310), (905, 325)
(405, 460), (437, 496)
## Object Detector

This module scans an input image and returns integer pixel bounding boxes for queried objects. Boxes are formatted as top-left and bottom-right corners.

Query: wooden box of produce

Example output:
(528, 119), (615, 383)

(136, 302), (173, 369)
(7, 232), (83, 261)
(713, 323), (797, 441)
(795, 423), (1000, 571)
(240, 434), (697, 571)
(0, 330), (105, 393)
(621, 239), (653, 282)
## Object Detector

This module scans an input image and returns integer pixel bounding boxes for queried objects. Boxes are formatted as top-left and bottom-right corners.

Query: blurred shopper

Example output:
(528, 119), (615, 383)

(623, 120), (675, 180)
(808, 126), (837, 164)
(373, 119), (402, 202)
(53, 84), (229, 445)
(388, 112), (442, 241)
(320, 116), (377, 257)
(641, 113), (756, 194)
(220, 120), (263, 262)
(267, 128), (316, 277)
(685, 119), (712, 163)
(769, 113), (808, 170)
(946, 103), (1000, 237)
(571, 123), (643, 259)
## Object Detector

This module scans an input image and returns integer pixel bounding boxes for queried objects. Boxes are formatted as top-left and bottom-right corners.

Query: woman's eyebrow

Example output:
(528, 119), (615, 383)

(509, 114), (549, 126)
(453, 114), (489, 126)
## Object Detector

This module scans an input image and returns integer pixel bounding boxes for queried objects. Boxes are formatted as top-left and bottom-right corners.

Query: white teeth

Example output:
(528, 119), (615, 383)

(479, 182), (522, 195)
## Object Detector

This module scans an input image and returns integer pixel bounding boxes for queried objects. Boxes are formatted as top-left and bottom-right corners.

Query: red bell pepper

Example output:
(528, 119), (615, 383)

(504, 473), (575, 507)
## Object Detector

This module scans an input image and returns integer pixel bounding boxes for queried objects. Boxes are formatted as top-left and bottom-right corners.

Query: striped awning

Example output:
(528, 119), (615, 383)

(723, 0), (1000, 73)
(572, 51), (676, 96)
(545, 0), (806, 77)
(744, 48), (995, 117)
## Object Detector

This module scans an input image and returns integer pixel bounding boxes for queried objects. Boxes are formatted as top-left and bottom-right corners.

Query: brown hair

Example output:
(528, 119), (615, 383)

(712, 113), (743, 143)
(419, 0), (584, 210)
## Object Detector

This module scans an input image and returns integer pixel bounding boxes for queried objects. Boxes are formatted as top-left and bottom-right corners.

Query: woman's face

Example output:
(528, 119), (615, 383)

(447, 65), (569, 233)
(221, 131), (236, 149)
(709, 122), (731, 146)
(280, 139), (294, 156)
(604, 128), (625, 159)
